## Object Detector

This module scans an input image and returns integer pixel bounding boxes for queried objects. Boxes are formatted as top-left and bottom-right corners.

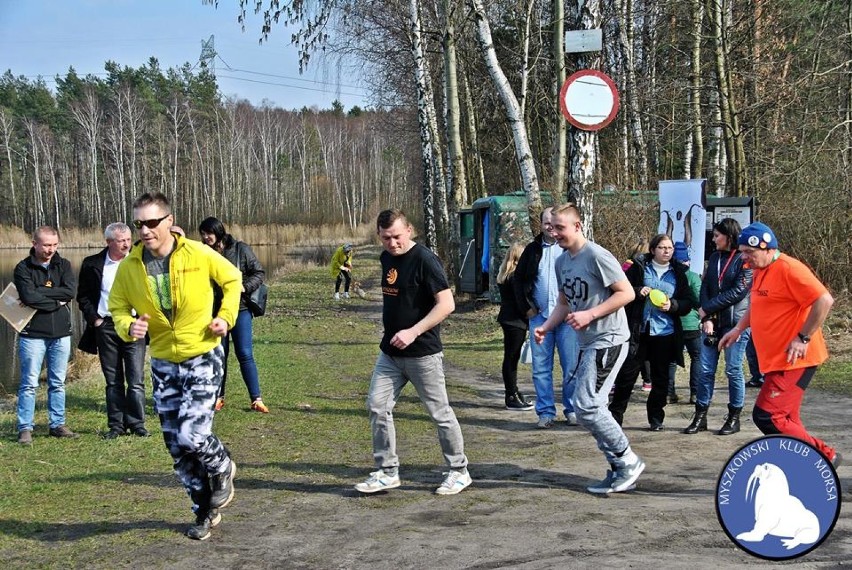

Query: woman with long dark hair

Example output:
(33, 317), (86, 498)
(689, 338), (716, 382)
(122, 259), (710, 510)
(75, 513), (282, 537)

(684, 218), (752, 435)
(199, 217), (268, 413)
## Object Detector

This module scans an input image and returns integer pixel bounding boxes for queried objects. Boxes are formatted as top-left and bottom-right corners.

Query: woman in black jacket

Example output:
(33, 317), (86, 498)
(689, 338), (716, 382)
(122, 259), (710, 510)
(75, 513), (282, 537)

(199, 217), (268, 413)
(684, 218), (752, 435)
(496, 243), (533, 410)
(609, 234), (697, 430)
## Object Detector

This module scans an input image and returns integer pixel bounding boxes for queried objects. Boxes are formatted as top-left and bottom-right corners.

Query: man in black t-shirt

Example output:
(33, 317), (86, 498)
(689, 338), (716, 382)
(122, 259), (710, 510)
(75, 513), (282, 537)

(354, 209), (472, 496)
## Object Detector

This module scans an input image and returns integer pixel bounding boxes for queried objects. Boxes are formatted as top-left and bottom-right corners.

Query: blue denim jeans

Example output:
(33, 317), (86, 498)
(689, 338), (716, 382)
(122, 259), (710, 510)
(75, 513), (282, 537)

(529, 314), (579, 420)
(745, 333), (762, 383)
(220, 309), (262, 401)
(17, 335), (71, 431)
(696, 328), (748, 408)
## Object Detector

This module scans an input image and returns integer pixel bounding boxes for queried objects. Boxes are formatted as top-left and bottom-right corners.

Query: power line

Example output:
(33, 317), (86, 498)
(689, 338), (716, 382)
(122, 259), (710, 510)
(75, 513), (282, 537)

(216, 74), (364, 98)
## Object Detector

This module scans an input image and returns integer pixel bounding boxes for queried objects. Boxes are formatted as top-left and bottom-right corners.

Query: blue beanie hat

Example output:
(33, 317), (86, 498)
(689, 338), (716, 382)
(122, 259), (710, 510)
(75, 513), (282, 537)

(738, 222), (778, 250)
(673, 241), (690, 263)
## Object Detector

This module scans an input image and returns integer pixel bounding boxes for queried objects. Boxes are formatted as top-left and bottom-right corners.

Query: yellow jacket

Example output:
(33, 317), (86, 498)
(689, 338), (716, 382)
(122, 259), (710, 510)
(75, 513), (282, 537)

(109, 235), (243, 362)
(329, 246), (353, 277)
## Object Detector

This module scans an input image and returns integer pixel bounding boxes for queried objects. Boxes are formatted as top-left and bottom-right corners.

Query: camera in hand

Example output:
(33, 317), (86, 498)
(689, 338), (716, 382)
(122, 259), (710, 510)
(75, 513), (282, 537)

(704, 332), (719, 347)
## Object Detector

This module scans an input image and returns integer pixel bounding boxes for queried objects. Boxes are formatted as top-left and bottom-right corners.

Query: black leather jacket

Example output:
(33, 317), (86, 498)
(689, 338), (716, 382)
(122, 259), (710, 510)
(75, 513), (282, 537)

(700, 250), (752, 333)
(218, 235), (265, 312)
(14, 249), (76, 339)
(513, 233), (548, 316)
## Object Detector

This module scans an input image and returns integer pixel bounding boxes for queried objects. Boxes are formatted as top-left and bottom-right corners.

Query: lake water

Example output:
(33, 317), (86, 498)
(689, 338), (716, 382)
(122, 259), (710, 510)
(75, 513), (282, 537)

(0, 244), (293, 395)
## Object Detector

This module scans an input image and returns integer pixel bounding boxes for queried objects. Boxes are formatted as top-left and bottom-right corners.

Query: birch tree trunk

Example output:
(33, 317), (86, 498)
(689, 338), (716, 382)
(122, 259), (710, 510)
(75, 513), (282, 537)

(409, 0), (438, 250)
(0, 108), (19, 228)
(551, 0), (567, 198)
(468, 0), (543, 230)
(566, 0), (602, 235)
(442, 0), (465, 282)
(462, 70), (487, 200)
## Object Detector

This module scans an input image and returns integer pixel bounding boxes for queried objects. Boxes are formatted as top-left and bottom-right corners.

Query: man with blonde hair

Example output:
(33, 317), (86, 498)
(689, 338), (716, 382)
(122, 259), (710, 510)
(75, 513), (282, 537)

(535, 204), (645, 494)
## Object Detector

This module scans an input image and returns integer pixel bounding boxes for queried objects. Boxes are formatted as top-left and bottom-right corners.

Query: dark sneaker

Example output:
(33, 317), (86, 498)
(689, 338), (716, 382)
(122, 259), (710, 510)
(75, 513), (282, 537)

(18, 430), (33, 446)
(210, 460), (236, 509)
(186, 513), (213, 541)
(649, 423), (664, 432)
(131, 427), (151, 437)
(746, 379), (764, 388)
(832, 451), (843, 468)
(103, 429), (124, 440)
(49, 425), (79, 438)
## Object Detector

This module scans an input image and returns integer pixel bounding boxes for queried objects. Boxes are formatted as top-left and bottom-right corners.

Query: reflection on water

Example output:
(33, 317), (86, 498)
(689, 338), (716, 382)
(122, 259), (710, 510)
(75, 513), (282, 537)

(0, 244), (293, 395)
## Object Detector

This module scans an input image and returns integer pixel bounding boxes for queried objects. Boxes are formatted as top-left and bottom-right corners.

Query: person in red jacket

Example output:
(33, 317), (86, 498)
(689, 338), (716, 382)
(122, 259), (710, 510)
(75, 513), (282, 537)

(719, 222), (840, 466)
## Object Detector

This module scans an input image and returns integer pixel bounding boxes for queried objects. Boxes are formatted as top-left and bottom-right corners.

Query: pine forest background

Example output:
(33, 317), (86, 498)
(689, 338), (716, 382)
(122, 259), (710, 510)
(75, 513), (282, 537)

(0, 0), (849, 291)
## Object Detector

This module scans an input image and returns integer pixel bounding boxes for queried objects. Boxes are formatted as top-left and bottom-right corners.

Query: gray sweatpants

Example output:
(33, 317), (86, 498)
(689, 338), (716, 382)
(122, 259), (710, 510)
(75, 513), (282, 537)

(367, 351), (468, 472)
(571, 342), (633, 468)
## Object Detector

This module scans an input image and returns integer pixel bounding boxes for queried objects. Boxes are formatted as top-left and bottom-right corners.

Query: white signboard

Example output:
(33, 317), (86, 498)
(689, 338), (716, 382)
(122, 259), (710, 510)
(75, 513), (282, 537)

(0, 282), (37, 333)
(714, 206), (752, 230)
(658, 179), (707, 275)
(565, 29), (602, 53)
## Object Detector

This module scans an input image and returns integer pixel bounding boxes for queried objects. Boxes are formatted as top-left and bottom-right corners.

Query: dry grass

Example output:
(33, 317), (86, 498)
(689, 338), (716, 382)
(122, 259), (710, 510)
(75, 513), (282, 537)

(0, 223), (379, 250)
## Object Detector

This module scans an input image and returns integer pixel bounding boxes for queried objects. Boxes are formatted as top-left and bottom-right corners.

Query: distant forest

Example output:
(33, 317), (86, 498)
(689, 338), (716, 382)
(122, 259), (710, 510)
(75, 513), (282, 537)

(0, 61), (423, 234)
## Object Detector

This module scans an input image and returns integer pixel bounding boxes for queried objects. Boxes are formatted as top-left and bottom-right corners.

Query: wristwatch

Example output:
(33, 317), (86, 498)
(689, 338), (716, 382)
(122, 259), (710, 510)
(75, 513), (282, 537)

(797, 332), (811, 344)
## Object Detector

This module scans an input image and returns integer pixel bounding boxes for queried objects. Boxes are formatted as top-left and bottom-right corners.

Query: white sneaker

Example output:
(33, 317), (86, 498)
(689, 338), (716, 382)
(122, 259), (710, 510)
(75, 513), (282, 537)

(354, 470), (400, 493)
(333, 292), (340, 300)
(565, 412), (578, 426)
(435, 470), (472, 495)
(343, 292), (350, 299)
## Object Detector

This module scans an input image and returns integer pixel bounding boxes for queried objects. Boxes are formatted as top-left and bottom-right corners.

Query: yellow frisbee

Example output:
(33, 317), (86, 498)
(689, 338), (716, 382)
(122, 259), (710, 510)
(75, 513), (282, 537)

(649, 289), (668, 308)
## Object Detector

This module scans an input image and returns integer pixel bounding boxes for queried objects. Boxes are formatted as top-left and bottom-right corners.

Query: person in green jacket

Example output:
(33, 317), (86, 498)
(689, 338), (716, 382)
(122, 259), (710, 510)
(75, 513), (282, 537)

(330, 243), (353, 300)
(669, 242), (702, 404)
(109, 192), (242, 541)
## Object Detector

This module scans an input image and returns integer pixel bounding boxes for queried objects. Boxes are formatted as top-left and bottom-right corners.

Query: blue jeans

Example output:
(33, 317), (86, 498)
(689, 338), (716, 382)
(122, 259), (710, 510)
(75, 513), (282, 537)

(529, 314), (579, 420)
(696, 328), (748, 408)
(17, 336), (71, 431)
(220, 309), (262, 401)
(746, 333), (762, 383)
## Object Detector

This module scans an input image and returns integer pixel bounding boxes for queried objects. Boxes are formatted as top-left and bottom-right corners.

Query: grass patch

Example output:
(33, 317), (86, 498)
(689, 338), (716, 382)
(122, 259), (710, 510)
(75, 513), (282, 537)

(1, 247), (849, 566)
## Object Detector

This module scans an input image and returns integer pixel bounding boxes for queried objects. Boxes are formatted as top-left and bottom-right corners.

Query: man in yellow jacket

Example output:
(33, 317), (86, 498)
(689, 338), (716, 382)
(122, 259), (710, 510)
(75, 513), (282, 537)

(109, 192), (242, 541)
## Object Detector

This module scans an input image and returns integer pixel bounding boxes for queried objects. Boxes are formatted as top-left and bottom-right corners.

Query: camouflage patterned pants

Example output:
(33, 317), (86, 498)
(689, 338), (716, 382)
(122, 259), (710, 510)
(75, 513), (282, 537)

(151, 344), (232, 515)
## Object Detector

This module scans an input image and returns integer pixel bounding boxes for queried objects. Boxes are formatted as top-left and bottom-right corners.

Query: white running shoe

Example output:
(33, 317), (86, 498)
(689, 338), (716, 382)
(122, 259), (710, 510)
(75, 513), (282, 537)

(343, 291), (350, 299)
(333, 292), (340, 300)
(435, 470), (472, 495)
(565, 412), (578, 426)
(354, 470), (401, 493)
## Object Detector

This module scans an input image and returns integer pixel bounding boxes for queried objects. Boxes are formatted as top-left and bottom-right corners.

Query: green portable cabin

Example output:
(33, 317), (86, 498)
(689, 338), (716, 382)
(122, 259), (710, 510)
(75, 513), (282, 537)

(458, 193), (536, 302)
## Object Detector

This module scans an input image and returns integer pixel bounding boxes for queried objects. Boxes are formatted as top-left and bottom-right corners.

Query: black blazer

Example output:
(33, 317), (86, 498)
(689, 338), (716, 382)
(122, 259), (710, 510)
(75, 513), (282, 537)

(76, 248), (108, 354)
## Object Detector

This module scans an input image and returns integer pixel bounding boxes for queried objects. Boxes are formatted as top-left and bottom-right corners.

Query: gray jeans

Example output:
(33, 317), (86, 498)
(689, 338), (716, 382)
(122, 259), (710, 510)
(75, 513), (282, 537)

(367, 351), (468, 472)
(571, 342), (632, 467)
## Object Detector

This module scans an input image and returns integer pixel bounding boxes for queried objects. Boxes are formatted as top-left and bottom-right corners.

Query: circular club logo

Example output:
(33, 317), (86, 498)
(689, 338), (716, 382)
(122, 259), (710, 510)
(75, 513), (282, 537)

(716, 435), (841, 560)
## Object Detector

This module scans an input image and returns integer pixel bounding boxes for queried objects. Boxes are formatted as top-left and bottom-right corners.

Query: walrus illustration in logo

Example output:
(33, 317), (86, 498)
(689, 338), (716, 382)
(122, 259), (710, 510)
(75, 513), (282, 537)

(716, 435), (841, 561)
(736, 463), (819, 549)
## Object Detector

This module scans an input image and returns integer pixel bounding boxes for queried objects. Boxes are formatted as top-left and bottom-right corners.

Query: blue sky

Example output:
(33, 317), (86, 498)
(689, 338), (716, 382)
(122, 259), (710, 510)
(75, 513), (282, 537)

(0, 0), (369, 111)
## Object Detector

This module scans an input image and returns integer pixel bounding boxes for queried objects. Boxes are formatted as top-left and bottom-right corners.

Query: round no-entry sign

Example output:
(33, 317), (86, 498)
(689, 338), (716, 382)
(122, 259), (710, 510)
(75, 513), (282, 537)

(559, 69), (620, 131)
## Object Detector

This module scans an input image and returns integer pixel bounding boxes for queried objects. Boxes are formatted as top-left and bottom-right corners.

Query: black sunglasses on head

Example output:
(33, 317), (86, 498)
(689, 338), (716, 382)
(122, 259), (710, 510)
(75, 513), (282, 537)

(132, 214), (170, 230)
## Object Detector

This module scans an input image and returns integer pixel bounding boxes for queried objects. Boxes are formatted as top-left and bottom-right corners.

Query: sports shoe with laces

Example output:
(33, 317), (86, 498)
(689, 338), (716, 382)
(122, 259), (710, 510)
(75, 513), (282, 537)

(587, 463), (640, 494)
(435, 470), (472, 495)
(354, 470), (401, 493)
(610, 456), (646, 493)
(210, 460), (236, 509)
(333, 292), (340, 300)
(565, 412), (579, 426)
(186, 509), (220, 541)
(355, 469), (400, 494)
(343, 291), (350, 299)
(536, 416), (555, 429)
(214, 397), (225, 412)
(250, 399), (269, 413)
(641, 382), (652, 392)
(505, 394), (534, 411)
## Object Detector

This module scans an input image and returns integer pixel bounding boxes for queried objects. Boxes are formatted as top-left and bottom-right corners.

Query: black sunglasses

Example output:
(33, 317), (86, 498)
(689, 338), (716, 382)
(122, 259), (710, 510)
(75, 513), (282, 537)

(132, 214), (170, 230)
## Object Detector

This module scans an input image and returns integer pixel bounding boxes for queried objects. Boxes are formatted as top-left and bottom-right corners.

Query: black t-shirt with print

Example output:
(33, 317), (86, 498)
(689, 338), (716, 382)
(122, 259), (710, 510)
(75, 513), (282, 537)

(380, 242), (449, 357)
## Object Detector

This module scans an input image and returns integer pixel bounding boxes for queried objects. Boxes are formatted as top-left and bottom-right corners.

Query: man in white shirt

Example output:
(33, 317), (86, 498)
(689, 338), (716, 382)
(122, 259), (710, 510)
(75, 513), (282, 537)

(77, 222), (148, 439)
